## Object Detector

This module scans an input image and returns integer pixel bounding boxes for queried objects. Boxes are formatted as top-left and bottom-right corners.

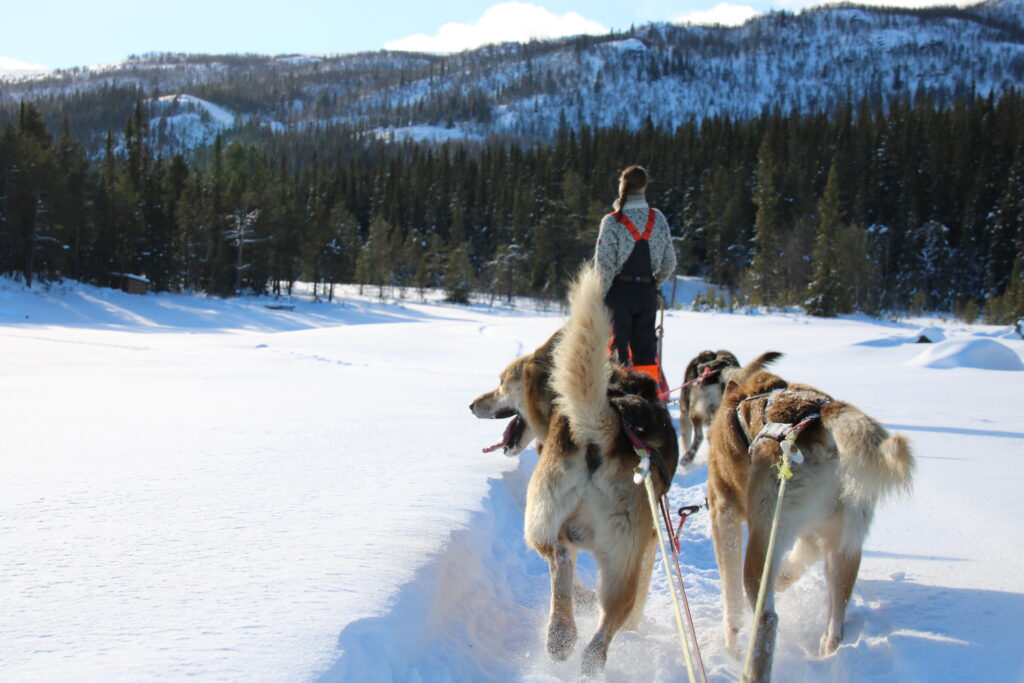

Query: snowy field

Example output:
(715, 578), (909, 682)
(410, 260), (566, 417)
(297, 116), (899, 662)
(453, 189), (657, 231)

(1, 278), (1022, 682)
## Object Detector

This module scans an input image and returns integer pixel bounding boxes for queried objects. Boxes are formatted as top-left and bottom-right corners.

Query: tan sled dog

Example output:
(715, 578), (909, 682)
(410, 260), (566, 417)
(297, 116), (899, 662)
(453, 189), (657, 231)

(679, 350), (782, 464)
(707, 371), (913, 682)
(470, 265), (678, 675)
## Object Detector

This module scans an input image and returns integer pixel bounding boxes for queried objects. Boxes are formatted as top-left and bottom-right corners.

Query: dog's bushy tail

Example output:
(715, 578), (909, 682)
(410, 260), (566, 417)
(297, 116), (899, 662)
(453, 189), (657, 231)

(821, 401), (915, 501)
(723, 350), (783, 386)
(551, 265), (617, 448)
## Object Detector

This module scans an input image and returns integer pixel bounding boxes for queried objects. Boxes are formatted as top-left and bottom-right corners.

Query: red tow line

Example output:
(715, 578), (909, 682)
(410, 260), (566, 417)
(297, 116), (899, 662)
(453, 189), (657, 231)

(662, 365), (717, 398)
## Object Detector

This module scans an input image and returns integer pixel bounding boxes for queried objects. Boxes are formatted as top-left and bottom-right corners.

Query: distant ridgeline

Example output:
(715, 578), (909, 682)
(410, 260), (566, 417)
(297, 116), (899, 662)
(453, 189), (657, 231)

(2, 0), (1023, 152)
(0, 0), (1021, 320)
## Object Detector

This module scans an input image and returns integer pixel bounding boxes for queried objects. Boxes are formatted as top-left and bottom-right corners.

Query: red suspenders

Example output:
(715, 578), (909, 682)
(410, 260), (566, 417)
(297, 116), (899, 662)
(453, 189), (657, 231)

(614, 209), (656, 241)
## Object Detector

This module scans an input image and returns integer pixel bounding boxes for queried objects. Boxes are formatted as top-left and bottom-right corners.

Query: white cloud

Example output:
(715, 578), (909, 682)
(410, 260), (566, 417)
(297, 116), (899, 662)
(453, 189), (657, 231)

(675, 3), (760, 26)
(384, 2), (608, 53)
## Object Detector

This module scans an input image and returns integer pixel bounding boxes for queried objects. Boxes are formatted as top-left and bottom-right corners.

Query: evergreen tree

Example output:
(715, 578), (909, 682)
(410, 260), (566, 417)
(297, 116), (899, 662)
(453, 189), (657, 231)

(835, 221), (876, 313)
(52, 117), (89, 282)
(12, 104), (58, 288)
(745, 132), (784, 305)
(988, 151), (1024, 296)
(322, 202), (360, 300)
(703, 166), (753, 291)
(444, 241), (475, 303)
(985, 255), (1024, 324)
(805, 161), (851, 316)
(363, 212), (395, 298)
(489, 243), (527, 303)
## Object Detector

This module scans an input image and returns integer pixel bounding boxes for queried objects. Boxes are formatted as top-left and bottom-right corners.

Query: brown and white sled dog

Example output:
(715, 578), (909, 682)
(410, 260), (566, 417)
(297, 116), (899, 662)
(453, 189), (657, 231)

(707, 371), (914, 682)
(469, 265), (678, 675)
(679, 350), (782, 464)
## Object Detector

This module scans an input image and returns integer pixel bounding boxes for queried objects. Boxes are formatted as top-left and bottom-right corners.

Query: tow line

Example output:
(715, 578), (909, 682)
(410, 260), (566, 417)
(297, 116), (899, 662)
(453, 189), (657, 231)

(624, 420), (708, 683)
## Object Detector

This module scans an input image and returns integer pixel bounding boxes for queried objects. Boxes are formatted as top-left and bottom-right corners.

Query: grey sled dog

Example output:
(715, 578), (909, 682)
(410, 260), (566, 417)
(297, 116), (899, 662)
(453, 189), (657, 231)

(707, 370), (914, 682)
(679, 349), (782, 464)
(469, 265), (678, 676)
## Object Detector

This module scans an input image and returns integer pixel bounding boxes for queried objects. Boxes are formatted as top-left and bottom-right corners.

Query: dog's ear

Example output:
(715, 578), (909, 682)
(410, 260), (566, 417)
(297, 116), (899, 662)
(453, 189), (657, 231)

(522, 359), (547, 395)
(724, 378), (740, 397)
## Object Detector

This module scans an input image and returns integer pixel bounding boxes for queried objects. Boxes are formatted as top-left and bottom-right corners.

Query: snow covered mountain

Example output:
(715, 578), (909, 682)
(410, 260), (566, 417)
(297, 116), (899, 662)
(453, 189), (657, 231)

(0, 56), (49, 81)
(2, 0), (1022, 153)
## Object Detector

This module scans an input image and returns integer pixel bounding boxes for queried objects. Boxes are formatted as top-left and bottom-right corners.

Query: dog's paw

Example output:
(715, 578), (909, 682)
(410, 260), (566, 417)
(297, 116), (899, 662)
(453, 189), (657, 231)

(580, 642), (607, 678)
(819, 628), (842, 656)
(680, 448), (697, 466)
(724, 634), (741, 659)
(547, 618), (577, 661)
(724, 625), (742, 659)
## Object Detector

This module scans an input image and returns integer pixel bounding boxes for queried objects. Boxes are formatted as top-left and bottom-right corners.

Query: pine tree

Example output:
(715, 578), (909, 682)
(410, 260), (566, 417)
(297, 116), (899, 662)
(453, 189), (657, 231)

(703, 165), (754, 292)
(444, 241), (475, 303)
(13, 105), (58, 288)
(364, 213), (394, 298)
(805, 161), (851, 316)
(988, 150), (1024, 296)
(745, 132), (783, 305)
(985, 255), (1024, 324)
(322, 203), (360, 300)
(835, 221), (875, 313)
(52, 116), (89, 282)
(490, 243), (527, 303)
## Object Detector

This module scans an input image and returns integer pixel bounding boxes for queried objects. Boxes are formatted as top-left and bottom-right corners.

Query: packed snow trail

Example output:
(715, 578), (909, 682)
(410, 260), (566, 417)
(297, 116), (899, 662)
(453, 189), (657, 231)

(319, 432), (1024, 682)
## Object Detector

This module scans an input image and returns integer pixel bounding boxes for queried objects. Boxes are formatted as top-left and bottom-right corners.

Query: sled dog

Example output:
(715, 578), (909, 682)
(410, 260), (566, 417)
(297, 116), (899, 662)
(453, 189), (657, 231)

(679, 350), (782, 464)
(707, 370), (914, 682)
(470, 265), (678, 675)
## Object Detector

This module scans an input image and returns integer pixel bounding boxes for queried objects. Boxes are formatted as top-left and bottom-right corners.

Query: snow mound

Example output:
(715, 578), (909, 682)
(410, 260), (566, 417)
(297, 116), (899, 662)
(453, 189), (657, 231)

(912, 326), (946, 343)
(858, 326), (947, 347)
(905, 338), (1024, 371)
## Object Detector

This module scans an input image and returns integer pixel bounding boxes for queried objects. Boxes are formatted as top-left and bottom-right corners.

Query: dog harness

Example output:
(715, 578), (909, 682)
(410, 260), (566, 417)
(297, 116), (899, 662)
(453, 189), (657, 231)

(733, 390), (780, 451)
(734, 389), (831, 459)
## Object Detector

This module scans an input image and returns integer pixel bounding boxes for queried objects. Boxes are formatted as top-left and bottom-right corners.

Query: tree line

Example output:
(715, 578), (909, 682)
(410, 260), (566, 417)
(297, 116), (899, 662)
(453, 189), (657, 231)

(1, 90), (1021, 322)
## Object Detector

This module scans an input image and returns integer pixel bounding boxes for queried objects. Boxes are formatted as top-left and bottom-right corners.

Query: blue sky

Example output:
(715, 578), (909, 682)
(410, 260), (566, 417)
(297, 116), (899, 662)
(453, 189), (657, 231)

(3, 0), (976, 70)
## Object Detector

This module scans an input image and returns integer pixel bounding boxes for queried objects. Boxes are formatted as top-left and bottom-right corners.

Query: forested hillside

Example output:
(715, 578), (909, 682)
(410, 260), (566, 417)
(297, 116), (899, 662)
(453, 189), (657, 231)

(2, 0), (1022, 154)
(0, 0), (1022, 321)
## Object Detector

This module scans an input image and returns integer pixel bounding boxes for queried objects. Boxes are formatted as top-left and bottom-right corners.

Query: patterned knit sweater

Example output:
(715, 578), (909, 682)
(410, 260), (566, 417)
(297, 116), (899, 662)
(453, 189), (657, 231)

(594, 193), (677, 296)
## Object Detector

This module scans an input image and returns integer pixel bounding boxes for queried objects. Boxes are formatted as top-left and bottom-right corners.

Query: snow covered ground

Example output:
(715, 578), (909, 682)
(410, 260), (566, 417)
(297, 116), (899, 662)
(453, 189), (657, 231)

(1, 278), (1022, 682)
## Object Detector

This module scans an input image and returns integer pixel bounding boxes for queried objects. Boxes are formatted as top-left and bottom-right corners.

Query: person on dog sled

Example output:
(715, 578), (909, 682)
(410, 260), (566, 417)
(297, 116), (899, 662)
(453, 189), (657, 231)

(594, 164), (676, 385)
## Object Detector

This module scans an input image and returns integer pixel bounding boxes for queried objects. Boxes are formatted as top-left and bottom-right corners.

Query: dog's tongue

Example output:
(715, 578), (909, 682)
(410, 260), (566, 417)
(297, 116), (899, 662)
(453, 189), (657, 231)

(482, 415), (520, 453)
